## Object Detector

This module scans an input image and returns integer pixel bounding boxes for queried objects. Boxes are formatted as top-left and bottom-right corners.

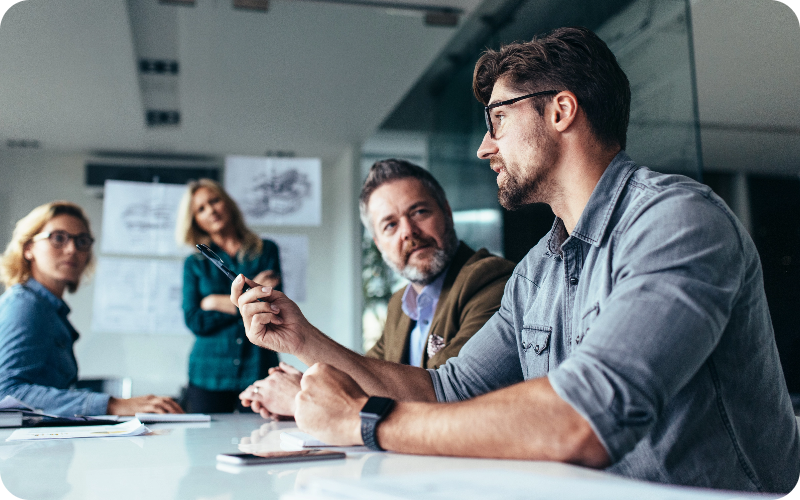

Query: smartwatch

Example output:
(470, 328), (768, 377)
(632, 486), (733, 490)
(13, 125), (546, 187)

(359, 396), (395, 451)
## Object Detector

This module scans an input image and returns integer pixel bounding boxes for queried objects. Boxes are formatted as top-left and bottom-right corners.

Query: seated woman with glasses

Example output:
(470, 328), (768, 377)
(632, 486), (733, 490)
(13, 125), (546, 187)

(0, 201), (183, 416)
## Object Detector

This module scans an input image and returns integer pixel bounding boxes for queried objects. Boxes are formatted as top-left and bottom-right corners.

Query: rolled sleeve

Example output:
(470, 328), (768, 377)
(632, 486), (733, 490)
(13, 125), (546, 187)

(549, 190), (745, 462)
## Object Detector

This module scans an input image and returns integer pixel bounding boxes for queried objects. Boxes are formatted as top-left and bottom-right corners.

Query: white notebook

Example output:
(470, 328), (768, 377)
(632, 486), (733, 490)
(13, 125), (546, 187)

(280, 431), (329, 448)
(134, 413), (210, 423)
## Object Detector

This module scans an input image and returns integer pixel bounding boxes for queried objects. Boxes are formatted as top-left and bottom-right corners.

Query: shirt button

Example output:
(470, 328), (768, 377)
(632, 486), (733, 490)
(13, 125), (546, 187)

(233, 359), (240, 366)
(236, 338), (243, 345)
(422, 320), (429, 325)
(569, 277), (579, 285)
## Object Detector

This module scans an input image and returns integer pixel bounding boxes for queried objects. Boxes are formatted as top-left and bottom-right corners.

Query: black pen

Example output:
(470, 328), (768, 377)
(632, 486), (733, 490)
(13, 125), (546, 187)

(195, 244), (268, 303)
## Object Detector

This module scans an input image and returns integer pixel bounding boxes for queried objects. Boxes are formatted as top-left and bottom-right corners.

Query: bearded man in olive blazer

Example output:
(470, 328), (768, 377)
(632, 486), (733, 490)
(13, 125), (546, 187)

(239, 159), (513, 417)
(367, 242), (512, 369)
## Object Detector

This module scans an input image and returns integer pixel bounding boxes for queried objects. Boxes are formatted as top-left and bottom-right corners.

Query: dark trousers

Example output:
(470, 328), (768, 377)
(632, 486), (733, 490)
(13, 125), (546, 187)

(185, 384), (248, 413)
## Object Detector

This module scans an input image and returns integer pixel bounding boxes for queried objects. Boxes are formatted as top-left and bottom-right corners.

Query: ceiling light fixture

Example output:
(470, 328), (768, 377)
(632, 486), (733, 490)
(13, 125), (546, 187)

(288, 0), (461, 26)
(233, 0), (269, 11)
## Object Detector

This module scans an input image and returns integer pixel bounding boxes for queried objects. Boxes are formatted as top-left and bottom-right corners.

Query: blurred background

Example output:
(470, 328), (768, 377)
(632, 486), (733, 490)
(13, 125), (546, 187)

(0, 0), (798, 399)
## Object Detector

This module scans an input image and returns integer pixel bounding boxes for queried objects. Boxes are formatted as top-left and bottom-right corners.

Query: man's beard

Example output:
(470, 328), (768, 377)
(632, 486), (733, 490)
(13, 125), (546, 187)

(381, 222), (459, 286)
(493, 124), (559, 210)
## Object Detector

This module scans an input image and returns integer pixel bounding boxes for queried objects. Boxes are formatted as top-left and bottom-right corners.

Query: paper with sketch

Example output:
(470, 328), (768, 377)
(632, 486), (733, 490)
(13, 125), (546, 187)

(225, 156), (321, 227)
(6, 419), (147, 441)
(260, 233), (308, 302)
(283, 469), (767, 500)
(101, 180), (190, 257)
(91, 257), (190, 335)
(0, 396), (34, 411)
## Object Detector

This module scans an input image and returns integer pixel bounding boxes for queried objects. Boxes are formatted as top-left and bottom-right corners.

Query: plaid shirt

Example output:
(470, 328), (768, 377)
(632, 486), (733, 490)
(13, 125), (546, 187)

(182, 240), (280, 391)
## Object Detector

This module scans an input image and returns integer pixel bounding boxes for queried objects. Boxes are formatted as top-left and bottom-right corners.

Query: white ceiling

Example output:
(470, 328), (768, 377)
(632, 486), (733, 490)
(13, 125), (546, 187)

(692, 0), (800, 175)
(0, 0), (481, 160)
(0, 0), (798, 175)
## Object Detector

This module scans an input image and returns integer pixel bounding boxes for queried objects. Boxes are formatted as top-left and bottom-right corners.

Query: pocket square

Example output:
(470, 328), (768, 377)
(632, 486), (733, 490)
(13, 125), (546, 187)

(427, 334), (445, 358)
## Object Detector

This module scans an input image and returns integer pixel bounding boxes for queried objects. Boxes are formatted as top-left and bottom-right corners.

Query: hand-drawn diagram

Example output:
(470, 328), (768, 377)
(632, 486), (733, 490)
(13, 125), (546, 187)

(101, 180), (189, 256)
(247, 169), (312, 217)
(225, 156), (321, 226)
(91, 257), (191, 335)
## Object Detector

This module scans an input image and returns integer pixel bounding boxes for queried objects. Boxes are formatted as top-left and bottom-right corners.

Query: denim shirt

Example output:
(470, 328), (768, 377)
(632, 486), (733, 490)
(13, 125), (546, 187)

(0, 279), (109, 416)
(430, 152), (800, 493)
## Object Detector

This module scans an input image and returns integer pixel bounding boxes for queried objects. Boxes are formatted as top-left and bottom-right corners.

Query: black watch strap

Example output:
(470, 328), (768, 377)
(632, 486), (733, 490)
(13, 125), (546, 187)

(361, 416), (383, 451)
(360, 396), (394, 451)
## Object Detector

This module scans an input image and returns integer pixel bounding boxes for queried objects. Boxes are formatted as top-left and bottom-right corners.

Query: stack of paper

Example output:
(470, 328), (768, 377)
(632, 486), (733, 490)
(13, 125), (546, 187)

(0, 412), (22, 428)
(5, 418), (148, 441)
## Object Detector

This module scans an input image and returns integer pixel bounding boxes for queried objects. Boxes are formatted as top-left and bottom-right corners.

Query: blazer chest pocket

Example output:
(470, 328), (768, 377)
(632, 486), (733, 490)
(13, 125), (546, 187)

(521, 325), (552, 380)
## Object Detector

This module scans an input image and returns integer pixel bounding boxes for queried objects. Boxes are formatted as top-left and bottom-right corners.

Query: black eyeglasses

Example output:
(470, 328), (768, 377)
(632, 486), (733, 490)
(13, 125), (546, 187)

(484, 90), (560, 139)
(32, 230), (94, 251)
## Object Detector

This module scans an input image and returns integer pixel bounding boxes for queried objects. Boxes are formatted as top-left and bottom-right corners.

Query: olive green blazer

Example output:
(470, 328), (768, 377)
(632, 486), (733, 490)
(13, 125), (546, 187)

(366, 242), (514, 369)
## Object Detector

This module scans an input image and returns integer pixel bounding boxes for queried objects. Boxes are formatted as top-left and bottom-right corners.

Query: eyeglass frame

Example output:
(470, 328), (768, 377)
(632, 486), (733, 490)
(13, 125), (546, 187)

(31, 230), (95, 252)
(484, 90), (561, 139)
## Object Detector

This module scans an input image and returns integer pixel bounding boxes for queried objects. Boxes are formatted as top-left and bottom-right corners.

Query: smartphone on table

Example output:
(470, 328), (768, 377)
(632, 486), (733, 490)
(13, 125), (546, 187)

(216, 450), (346, 466)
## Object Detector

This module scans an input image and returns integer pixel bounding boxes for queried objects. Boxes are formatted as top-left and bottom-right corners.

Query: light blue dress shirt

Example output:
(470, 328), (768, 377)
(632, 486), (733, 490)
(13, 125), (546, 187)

(401, 268), (448, 367)
(0, 279), (109, 416)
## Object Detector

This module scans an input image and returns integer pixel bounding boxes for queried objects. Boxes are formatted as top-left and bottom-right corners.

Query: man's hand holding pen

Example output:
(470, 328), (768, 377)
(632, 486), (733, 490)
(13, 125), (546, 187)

(231, 274), (314, 356)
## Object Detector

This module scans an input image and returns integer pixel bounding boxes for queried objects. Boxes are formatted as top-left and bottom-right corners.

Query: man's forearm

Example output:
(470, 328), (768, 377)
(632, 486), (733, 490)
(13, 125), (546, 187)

(375, 377), (610, 466)
(297, 329), (437, 403)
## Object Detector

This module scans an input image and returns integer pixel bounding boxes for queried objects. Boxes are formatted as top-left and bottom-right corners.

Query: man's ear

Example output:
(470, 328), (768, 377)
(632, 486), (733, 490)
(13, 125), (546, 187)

(551, 91), (579, 133)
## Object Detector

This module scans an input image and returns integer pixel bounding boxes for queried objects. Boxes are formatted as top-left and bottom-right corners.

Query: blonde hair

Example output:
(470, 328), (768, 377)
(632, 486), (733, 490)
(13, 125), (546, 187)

(175, 179), (263, 259)
(0, 201), (94, 293)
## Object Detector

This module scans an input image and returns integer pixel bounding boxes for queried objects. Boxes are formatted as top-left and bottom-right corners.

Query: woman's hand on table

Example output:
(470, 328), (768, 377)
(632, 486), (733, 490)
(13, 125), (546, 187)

(107, 395), (184, 415)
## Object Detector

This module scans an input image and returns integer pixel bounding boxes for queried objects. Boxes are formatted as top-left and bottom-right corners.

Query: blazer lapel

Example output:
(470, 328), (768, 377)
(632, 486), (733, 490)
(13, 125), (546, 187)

(421, 242), (475, 366)
(385, 288), (415, 365)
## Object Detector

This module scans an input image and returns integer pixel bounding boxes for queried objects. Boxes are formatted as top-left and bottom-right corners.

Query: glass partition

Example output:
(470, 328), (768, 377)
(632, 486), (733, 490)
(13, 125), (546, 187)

(361, 0), (703, 351)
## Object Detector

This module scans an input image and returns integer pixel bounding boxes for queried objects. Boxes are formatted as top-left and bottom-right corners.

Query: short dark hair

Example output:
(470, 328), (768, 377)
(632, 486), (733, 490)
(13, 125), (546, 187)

(359, 159), (449, 236)
(473, 26), (630, 149)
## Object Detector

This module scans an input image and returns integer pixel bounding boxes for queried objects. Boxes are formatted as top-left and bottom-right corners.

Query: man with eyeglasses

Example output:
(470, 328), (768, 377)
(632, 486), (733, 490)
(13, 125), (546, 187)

(232, 27), (799, 492)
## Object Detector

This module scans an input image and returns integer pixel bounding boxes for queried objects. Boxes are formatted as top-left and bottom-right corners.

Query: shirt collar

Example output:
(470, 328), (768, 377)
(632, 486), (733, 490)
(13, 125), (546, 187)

(24, 278), (70, 316)
(400, 265), (449, 321)
(547, 150), (639, 251)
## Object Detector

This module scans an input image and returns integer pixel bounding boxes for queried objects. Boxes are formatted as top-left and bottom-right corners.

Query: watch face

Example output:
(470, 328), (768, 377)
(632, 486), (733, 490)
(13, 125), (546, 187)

(360, 397), (394, 417)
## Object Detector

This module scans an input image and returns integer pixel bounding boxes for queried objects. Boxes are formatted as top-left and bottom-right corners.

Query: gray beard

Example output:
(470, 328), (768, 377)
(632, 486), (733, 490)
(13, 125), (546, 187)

(381, 225), (459, 287)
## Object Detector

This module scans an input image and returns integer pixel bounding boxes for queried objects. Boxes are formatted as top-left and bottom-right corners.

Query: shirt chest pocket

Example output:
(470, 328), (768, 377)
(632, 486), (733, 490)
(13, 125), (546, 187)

(520, 325), (552, 380)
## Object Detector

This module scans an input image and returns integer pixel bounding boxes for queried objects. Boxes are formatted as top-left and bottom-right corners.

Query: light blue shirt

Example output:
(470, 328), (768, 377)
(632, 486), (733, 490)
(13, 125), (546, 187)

(0, 279), (109, 416)
(401, 269), (448, 367)
(429, 151), (800, 493)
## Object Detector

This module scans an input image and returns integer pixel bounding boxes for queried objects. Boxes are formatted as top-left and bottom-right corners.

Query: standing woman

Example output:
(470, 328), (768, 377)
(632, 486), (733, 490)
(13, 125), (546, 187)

(0, 201), (182, 416)
(176, 179), (281, 413)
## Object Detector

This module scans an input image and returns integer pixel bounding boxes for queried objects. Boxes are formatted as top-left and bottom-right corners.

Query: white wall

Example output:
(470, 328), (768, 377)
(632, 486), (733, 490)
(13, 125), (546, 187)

(0, 146), (361, 397)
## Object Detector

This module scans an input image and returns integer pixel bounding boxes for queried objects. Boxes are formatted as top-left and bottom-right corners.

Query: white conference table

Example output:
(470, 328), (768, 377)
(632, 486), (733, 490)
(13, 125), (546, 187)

(0, 413), (788, 500)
